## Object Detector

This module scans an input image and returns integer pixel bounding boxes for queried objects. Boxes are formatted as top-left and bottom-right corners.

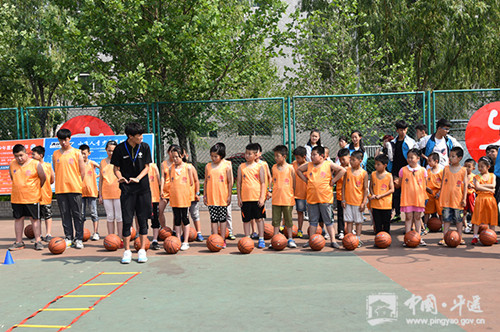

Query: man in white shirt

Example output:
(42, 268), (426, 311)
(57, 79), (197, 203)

(418, 118), (462, 168)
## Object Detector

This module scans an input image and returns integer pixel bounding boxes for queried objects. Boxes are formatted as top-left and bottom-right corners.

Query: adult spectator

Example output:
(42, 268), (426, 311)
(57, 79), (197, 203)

(419, 118), (462, 168)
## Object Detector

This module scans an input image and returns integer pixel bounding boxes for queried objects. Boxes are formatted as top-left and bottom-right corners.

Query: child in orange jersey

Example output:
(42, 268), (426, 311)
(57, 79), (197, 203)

(292, 146), (307, 238)
(270, 145), (297, 248)
(237, 143), (267, 248)
(183, 149), (204, 242)
(53, 129), (86, 249)
(8, 144), (46, 251)
(463, 158), (476, 234)
(471, 157), (497, 244)
(169, 146), (194, 251)
(80, 144), (101, 241)
(249, 143), (271, 239)
(342, 150), (368, 246)
(369, 154), (394, 234)
(158, 144), (176, 231)
(148, 162), (162, 250)
(204, 143), (233, 248)
(336, 148), (350, 239)
(99, 140), (122, 237)
(396, 148), (428, 246)
(437, 147), (467, 246)
(297, 146), (346, 249)
(31, 146), (55, 242)
(424, 153), (443, 234)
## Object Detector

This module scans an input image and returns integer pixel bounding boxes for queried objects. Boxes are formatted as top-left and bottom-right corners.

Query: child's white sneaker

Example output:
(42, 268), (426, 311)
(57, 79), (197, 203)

(180, 243), (190, 251)
(137, 249), (148, 263)
(121, 250), (132, 264)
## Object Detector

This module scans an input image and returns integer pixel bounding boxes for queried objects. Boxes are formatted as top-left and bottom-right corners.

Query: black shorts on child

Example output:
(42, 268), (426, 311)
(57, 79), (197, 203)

(241, 201), (265, 223)
(12, 203), (40, 220)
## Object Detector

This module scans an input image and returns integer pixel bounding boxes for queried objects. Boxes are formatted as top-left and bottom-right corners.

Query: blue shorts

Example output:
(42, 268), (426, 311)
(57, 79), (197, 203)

(442, 207), (463, 225)
(295, 199), (306, 212)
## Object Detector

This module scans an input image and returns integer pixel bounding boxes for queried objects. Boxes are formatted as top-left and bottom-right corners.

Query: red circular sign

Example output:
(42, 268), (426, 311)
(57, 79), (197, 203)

(60, 115), (114, 136)
(465, 101), (500, 161)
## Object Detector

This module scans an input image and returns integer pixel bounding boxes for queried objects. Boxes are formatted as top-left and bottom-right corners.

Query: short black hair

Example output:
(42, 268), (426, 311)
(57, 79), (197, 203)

(170, 146), (183, 157)
(79, 144), (90, 152)
(210, 142), (226, 159)
(32, 145), (45, 157)
(428, 152), (440, 163)
(56, 128), (72, 140)
(415, 124), (427, 132)
(451, 146), (463, 158)
(486, 145), (499, 153)
(105, 140), (118, 149)
(337, 148), (350, 158)
(464, 158), (476, 165)
(168, 144), (180, 153)
(437, 118), (452, 128)
(374, 154), (389, 165)
(255, 143), (263, 153)
(407, 148), (421, 158)
(311, 145), (325, 156)
(338, 135), (348, 143)
(351, 150), (363, 161)
(293, 146), (306, 157)
(478, 156), (492, 166)
(125, 122), (144, 137)
(273, 145), (288, 157)
(13, 144), (26, 154)
(246, 143), (259, 153)
(395, 120), (408, 129)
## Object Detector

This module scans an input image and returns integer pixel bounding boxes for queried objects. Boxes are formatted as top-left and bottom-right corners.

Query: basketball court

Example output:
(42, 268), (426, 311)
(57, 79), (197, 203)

(0, 211), (497, 331)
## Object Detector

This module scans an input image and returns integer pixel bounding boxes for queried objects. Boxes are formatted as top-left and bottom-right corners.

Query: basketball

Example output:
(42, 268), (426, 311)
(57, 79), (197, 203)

(130, 227), (137, 240)
(207, 234), (225, 252)
(188, 227), (197, 242)
(134, 237), (150, 251)
(271, 233), (287, 250)
(238, 237), (254, 254)
(316, 225), (322, 235)
(264, 223), (274, 240)
(24, 224), (34, 239)
(444, 230), (461, 247)
(218, 227), (230, 239)
(48, 237), (66, 255)
(479, 224), (489, 234)
(158, 227), (173, 241)
(374, 232), (392, 248)
(284, 225), (298, 238)
(164, 236), (182, 254)
(479, 229), (497, 246)
(103, 234), (121, 251)
(427, 217), (442, 232)
(309, 234), (326, 251)
(83, 228), (91, 242)
(342, 233), (359, 250)
(404, 231), (421, 248)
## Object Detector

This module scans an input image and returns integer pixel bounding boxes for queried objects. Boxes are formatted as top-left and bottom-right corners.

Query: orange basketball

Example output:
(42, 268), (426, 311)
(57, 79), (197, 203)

(374, 232), (392, 248)
(24, 224), (34, 239)
(48, 237), (66, 255)
(207, 234), (225, 252)
(264, 223), (274, 240)
(342, 233), (359, 250)
(404, 231), (421, 248)
(134, 237), (150, 252)
(427, 217), (442, 232)
(164, 236), (182, 254)
(444, 230), (461, 247)
(283, 225), (298, 238)
(316, 225), (323, 235)
(238, 237), (254, 254)
(218, 227), (230, 239)
(188, 227), (197, 242)
(130, 227), (137, 240)
(479, 229), (497, 246)
(479, 224), (489, 234)
(309, 234), (326, 251)
(83, 228), (91, 242)
(159, 227), (173, 241)
(103, 234), (121, 251)
(271, 233), (287, 251)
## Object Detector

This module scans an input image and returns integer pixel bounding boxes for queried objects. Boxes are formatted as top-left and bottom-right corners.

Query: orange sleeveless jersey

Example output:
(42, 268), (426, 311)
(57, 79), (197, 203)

(336, 166), (350, 201)
(467, 174), (475, 195)
(169, 163), (191, 208)
(206, 162), (230, 206)
(82, 161), (98, 198)
(259, 160), (270, 188)
(272, 164), (295, 206)
(40, 162), (53, 205)
(161, 160), (171, 199)
(305, 161), (333, 204)
(400, 166), (427, 208)
(292, 160), (307, 200)
(370, 171), (392, 209)
(149, 163), (160, 203)
(344, 168), (367, 206)
(100, 159), (121, 200)
(10, 159), (41, 204)
(54, 148), (83, 194)
(439, 166), (467, 209)
(426, 168), (443, 198)
(188, 163), (197, 202)
(241, 163), (263, 202)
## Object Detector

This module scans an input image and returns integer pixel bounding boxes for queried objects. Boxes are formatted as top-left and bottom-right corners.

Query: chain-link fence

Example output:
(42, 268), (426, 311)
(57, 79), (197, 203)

(155, 98), (287, 180)
(0, 108), (21, 140)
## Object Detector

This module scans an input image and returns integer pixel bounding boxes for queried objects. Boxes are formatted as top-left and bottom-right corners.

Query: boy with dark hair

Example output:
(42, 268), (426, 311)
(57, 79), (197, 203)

(79, 144), (101, 241)
(424, 152), (443, 233)
(369, 154), (394, 234)
(111, 122), (152, 263)
(463, 158), (476, 233)
(293, 146), (307, 238)
(336, 148), (350, 239)
(419, 118), (462, 167)
(54, 129), (86, 249)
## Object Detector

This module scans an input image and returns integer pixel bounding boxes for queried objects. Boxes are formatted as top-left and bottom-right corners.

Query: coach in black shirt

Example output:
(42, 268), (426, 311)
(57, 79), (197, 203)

(111, 122), (152, 264)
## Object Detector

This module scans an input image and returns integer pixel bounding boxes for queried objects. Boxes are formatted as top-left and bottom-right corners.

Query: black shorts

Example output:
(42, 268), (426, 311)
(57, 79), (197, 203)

(208, 206), (228, 223)
(12, 203), (40, 220)
(40, 204), (53, 220)
(241, 201), (265, 223)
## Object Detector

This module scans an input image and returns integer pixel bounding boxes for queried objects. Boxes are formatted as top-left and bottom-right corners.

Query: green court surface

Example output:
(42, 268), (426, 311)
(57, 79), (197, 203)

(0, 252), (462, 331)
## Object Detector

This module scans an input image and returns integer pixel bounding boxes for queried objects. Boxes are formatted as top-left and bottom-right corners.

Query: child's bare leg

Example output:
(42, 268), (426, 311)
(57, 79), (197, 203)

(194, 219), (201, 233)
(345, 221), (353, 234)
(473, 224), (479, 237)
(158, 200), (167, 228)
(211, 223), (218, 235)
(297, 211), (304, 232)
(355, 222), (362, 238)
(287, 227), (293, 239)
(243, 222), (251, 237)
(152, 228), (159, 241)
(257, 219), (264, 238)
(31, 218), (42, 243)
(326, 224), (337, 244)
(117, 221), (123, 238)
(107, 220), (115, 235)
(220, 222), (227, 242)
(442, 222), (450, 238)
(175, 225), (182, 240)
(413, 212), (422, 236)
(457, 221), (463, 239)
(273, 226), (280, 235)
(45, 218), (53, 236)
(14, 218), (24, 243)
(251, 220), (256, 234)
(308, 224), (318, 237)
(404, 214), (412, 233)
